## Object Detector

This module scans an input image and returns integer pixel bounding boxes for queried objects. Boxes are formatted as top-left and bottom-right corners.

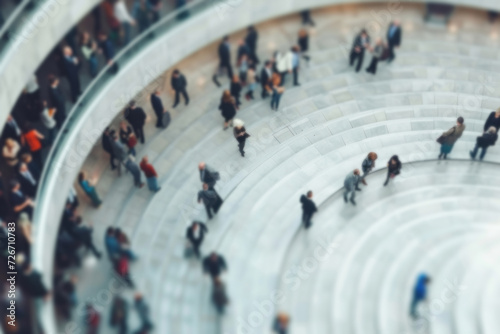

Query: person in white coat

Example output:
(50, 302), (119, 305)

(114, 0), (136, 45)
(275, 50), (293, 85)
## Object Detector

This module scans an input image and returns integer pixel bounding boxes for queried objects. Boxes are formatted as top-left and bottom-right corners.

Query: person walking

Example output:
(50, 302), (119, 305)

(212, 277), (229, 315)
(244, 65), (257, 100)
(124, 156), (145, 188)
(268, 73), (285, 111)
(198, 162), (220, 190)
(230, 74), (242, 107)
(366, 38), (385, 75)
(140, 156), (161, 192)
(483, 108), (500, 131)
(85, 304), (101, 334)
(260, 60), (273, 99)
(219, 90), (237, 129)
(238, 54), (249, 84)
(470, 126), (498, 160)
(291, 46), (301, 86)
(245, 25), (259, 64)
(125, 100), (146, 144)
(78, 172), (102, 207)
(349, 29), (370, 73)
(171, 69), (189, 108)
(410, 273), (431, 318)
(213, 35), (232, 86)
(344, 169), (362, 206)
(72, 217), (102, 259)
(48, 75), (67, 129)
(102, 127), (117, 170)
(186, 221), (208, 258)
(233, 119), (250, 157)
(110, 295), (128, 334)
(300, 191), (317, 229)
(105, 227), (120, 260)
(300, 10), (315, 26)
(112, 134), (129, 175)
(134, 293), (154, 332)
(387, 20), (402, 63)
(361, 152), (378, 185)
(198, 183), (222, 219)
(384, 155), (402, 186)
(79, 31), (99, 78)
(119, 120), (133, 144)
(298, 29), (310, 62)
(275, 49), (293, 85)
(273, 313), (290, 334)
(202, 252), (227, 280)
(62, 46), (81, 102)
(150, 90), (169, 128)
(113, 0), (136, 45)
(438, 117), (465, 159)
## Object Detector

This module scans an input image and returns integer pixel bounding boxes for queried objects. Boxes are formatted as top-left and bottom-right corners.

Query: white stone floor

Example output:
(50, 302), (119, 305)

(62, 4), (500, 334)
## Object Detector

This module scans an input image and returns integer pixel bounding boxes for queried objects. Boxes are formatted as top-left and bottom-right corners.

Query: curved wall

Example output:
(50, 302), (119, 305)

(31, 0), (500, 332)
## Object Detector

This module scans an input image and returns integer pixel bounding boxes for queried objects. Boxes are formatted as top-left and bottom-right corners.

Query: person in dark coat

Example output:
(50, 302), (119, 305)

(198, 162), (219, 190)
(470, 126), (498, 160)
(102, 127), (117, 170)
(48, 75), (67, 129)
(361, 152), (377, 185)
(171, 69), (189, 108)
(150, 90), (167, 128)
(219, 90), (237, 129)
(233, 121), (250, 157)
(212, 277), (229, 314)
(134, 293), (153, 332)
(349, 29), (370, 73)
(245, 25), (259, 64)
(236, 39), (250, 64)
(213, 35), (233, 86)
(230, 75), (242, 107)
(72, 217), (102, 259)
(98, 31), (118, 73)
(300, 191), (317, 229)
(483, 108), (500, 131)
(410, 273), (431, 318)
(186, 221), (208, 258)
(110, 295), (128, 334)
(384, 155), (402, 186)
(202, 252), (227, 280)
(10, 180), (34, 219)
(19, 264), (50, 299)
(386, 20), (402, 63)
(3, 115), (22, 141)
(301, 10), (315, 26)
(260, 60), (272, 99)
(17, 163), (37, 198)
(198, 183), (222, 219)
(62, 46), (81, 102)
(298, 29), (310, 62)
(125, 100), (146, 144)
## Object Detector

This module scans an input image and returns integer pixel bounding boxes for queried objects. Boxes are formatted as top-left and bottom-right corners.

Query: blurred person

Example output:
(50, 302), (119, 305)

(298, 29), (310, 62)
(470, 126), (498, 160)
(213, 36), (232, 86)
(233, 119), (250, 157)
(300, 10), (315, 26)
(21, 123), (44, 170)
(366, 38), (385, 75)
(78, 171), (102, 207)
(48, 75), (67, 129)
(361, 152), (378, 185)
(126, 133), (137, 157)
(186, 221), (208, 258)
(273, 313), (290, 334)
(202, 252), (227, 280)
(40, 101), (57, 145)
(79, 31), (99, 77)
(124, 156), (145, 188)
(387, 20), (402, 63)
(198, 162), (220, 190)
(134, 293), (154, 332)
(54, 275), (78, 320)
(219, 90), (237, 129)
(114, 0), (136, 45)
(105, 227), (120, 260)
(245, 25), (259, 64)
(102, 127), (117, 170)
(18, 212), (32, 245)
(24, 74), (43, 122)
(112, 134), (129, 175)
(212, 277), (229, 314)
(150, 90), (169, 128)
(21, 153), (41, 181)
(17, 163), (37, 198)
(410, 273), (431, 318)
(260, 60), (272, 99)
(98, 31), (118, 73)
(350, 29), (370, 73)
(85, 304), (101, 334)
(125, 100), (147, 144)
(19, 264), (50, 300)
(437, 117), (465, 160)
(62, 45), (81, 102)
(244, 65), (257, 100)
(133, 0), (151, 33)
(230, 75), (242, 107)
(237, 39), (250, 64)
(147, 0), (162, 23)
(3, 115), (22, 141)
(67, 185), (79, 210)
(198, 183), (222, 220)
(10, 180), (34, 219)
(102, 0), (121, 41)
(483, 108), (500, 131)
(291, 46), (301, 86)
(343, 169), (362, 206)
(238, 54), (249, 84)
(275, 49), (293, 85)
(384, 155), (402, 186)
(300, 190), (317, 229)
(116, 228), (137, 260)
(115, 254), (134, 287)
(110, 295), (128, 334)
(140, 156), (161, 192)
(73, 217), (102, 259)
(171, 69), (189, 108)
(2, 138), (20, 167)
(269, 75), (285, 111)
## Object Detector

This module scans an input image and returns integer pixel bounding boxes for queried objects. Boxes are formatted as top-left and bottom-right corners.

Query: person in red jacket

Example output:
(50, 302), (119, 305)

(140, 156), (161, 192)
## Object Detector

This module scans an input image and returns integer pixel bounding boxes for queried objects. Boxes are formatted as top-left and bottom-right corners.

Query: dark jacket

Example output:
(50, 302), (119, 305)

(351, 34), (370, 52)
(300, 195), (317, 215)
(484, 112), (500, 131)
(102, 132), (114, 153)
(362, 157), (375, 173)
(230, 81), (242, 97)
(202, 255), (227, 277)
(150, 94), (164, 115)
(198, 189), (219, 206)
(125, 107), (146, 128)
(234, 126), (250, 143)
(219, 102), (236, 121)
(119, 126), (133, 144)
(387, 23), (402, 46)
(218, 42), (231, 65)
(477, 132), (498, 148)
(186, 223), (208, 244)
(20, 271), (48, 297)
(99, 38), (115, 61)
(260, 67), (271, 87)
(49, 86), (66, 127)
(388, 159), (402, 175)
(171, 74), (187, 91)
(245, 29), (258, 52)
(298, 35), (309, 52)
(63, 56), (80, 84)
(200, 166), (219, 187)
(237, 44), (250, 61)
